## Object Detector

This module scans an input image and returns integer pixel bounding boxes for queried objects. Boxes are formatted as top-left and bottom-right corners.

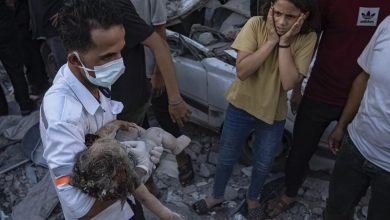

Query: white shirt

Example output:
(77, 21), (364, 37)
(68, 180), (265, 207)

(39, 64), (133, 219)
(348, 16), (390, 172)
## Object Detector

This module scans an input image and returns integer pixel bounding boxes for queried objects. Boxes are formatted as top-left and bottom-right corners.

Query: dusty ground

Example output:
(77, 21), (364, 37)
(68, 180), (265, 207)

(0, 122), (370, 220)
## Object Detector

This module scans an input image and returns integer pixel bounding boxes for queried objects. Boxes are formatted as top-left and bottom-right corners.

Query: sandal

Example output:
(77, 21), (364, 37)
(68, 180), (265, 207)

(266, 195), (296, 218)
(177, 153), (194, 186)
(248, 206), (265, 220)
(192, 199), (222, 215)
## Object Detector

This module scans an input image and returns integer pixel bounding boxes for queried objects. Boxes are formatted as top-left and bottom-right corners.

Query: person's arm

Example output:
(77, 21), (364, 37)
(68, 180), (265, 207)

(236, 41), (278, 81)
(134, 184), (184, 220)
(278, 13), (307, 90)
(235, 8), (279, 81)
(290, 77), (304, 114)
(143, 32), (191, 127)
(150, 23), (167, 97)
(328, 71), (369, 153)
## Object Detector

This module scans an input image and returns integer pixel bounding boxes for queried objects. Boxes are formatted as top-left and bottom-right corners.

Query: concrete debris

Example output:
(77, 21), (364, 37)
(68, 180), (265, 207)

(198, 32), (216, 45)
(0, 123), (371, 219)
(241, 166), (252, 177)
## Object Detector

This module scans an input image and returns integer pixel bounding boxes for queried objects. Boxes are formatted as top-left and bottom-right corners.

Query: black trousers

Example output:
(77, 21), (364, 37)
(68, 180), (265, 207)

(285, 96), (342, 197)
(324, 134), (390, 220)
(0, 35), (33, 111)
(0, 84), (8, 116)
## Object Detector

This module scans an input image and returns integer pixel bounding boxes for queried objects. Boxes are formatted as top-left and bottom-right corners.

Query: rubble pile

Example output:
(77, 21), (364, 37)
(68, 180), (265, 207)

(0, 123), (370, 220)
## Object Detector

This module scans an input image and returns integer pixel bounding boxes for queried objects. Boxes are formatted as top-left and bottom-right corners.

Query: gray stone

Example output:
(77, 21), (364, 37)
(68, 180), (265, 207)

(241, 166), (252, 177)
(183, 185), (197, 194)
(312, 207), (323, 216)
(225, 186), (238, 201)
(208, 152), (218, 165)
(198, 32), (216, 45)
(361, 206), (368, 217)
(196, 181), (208, 187)
(191, 191), (200, 200)
(5, 175), (13, 181)
(199, 163), (216, 178)
(196, 154), (207, 164)
(186, 149), (197, 161)
(189, 141), (203, 154)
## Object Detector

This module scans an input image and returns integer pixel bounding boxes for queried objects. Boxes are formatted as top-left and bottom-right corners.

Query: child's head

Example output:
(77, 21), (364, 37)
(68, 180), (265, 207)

(71, 138), (139, 202)
(262, 0), (320, 34)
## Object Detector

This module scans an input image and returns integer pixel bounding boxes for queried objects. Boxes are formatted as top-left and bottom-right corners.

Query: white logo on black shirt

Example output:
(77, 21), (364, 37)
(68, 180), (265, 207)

(357, 7), (380, 26)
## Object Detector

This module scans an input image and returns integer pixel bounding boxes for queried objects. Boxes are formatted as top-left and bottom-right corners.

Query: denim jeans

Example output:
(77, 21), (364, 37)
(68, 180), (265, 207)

(324, 133), (390, 220)
(213, 104), (285, 200)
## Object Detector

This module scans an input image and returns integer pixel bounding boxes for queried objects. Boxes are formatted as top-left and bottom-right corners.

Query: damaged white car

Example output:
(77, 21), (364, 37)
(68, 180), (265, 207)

(165, 0), (336, 170)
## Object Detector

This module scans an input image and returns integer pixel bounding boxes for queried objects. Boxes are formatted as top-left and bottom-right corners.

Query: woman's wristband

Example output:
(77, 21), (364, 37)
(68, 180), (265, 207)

(278, 44), (290, 48)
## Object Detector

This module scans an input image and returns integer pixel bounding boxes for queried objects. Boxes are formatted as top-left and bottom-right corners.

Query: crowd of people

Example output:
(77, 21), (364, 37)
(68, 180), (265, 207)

(0, 0), (389, 219)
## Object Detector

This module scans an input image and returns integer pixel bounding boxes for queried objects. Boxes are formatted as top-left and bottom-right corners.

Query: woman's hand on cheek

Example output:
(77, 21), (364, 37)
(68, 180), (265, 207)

(280, 13), (306, 45)
(266, 7), (280, 44)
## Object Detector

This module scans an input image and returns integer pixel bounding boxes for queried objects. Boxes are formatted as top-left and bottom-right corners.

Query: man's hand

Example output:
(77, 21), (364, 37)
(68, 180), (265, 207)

(290, 90), (302, 114)
(123, 141), (154, 174)
(328, 125), (346, 155)
(279, 13), (307, 45)
(151, 72), (166, 98)
(266, 7), (280, 44)
(168, 100), (191, 127)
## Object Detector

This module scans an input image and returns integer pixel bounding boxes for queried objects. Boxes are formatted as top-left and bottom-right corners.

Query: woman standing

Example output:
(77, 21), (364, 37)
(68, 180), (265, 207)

(192, 0), (319, 219)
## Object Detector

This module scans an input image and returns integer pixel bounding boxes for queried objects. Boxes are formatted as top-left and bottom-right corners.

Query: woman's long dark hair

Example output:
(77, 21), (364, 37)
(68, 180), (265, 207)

(262, 0), (321, 34)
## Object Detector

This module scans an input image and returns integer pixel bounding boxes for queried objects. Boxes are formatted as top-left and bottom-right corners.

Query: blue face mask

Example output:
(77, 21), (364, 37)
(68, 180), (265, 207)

(73, 51), (125, 87)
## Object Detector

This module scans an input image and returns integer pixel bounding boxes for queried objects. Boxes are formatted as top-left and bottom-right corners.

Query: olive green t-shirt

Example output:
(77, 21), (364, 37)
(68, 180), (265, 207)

(226, 16), (317, 124)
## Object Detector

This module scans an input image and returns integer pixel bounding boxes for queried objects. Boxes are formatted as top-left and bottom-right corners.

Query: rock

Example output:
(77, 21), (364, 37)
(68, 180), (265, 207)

(225, 186), (238, 201)
(241, 166), (252, 177)
(190, 191), (200, 200)
(196, 181), (208, 187)
(5, 175), (13, 181)
(198, 32), (215, 45)
(183, 185), (197, 194)
(189, 141), (202, 154)
(312, 207), (323, 215)
(199, 163), (216, 178)
(208, 152), (218, 165)
(186, 149), (197, 161)
(361, 206), (368, 217)
(196, 154), (207, 164)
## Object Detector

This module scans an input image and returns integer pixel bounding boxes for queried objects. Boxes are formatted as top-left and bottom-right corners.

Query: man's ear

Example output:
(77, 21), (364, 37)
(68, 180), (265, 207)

(68, 53), (81, 66)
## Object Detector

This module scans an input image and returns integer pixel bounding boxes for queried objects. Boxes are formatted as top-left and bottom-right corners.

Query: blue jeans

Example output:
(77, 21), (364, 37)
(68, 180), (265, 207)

(213, 104), (285, 200)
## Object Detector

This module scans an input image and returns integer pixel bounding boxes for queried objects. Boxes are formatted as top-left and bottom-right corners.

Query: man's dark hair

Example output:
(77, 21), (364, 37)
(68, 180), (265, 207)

(262, 0), (320, 34)
(59, 0), (123, 52)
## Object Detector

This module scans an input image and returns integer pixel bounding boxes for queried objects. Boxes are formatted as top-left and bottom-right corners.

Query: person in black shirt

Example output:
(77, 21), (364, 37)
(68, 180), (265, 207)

(111, 0), (191, 128)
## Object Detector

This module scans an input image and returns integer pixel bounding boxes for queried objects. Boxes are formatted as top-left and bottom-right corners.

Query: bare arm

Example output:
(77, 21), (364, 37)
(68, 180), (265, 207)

(335, 71), (369, 129)
(328, 71), (369, 153)
(278, 47), (303, 90)
(290, 77), (304, 114)
(134, 184), (179, 219)
(278, 14), (307, 90)
(143, 32), (191, 126)
(236, 41), (278, 81)
(236, 7), (280, 81)
(150, 24), (167, 97)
